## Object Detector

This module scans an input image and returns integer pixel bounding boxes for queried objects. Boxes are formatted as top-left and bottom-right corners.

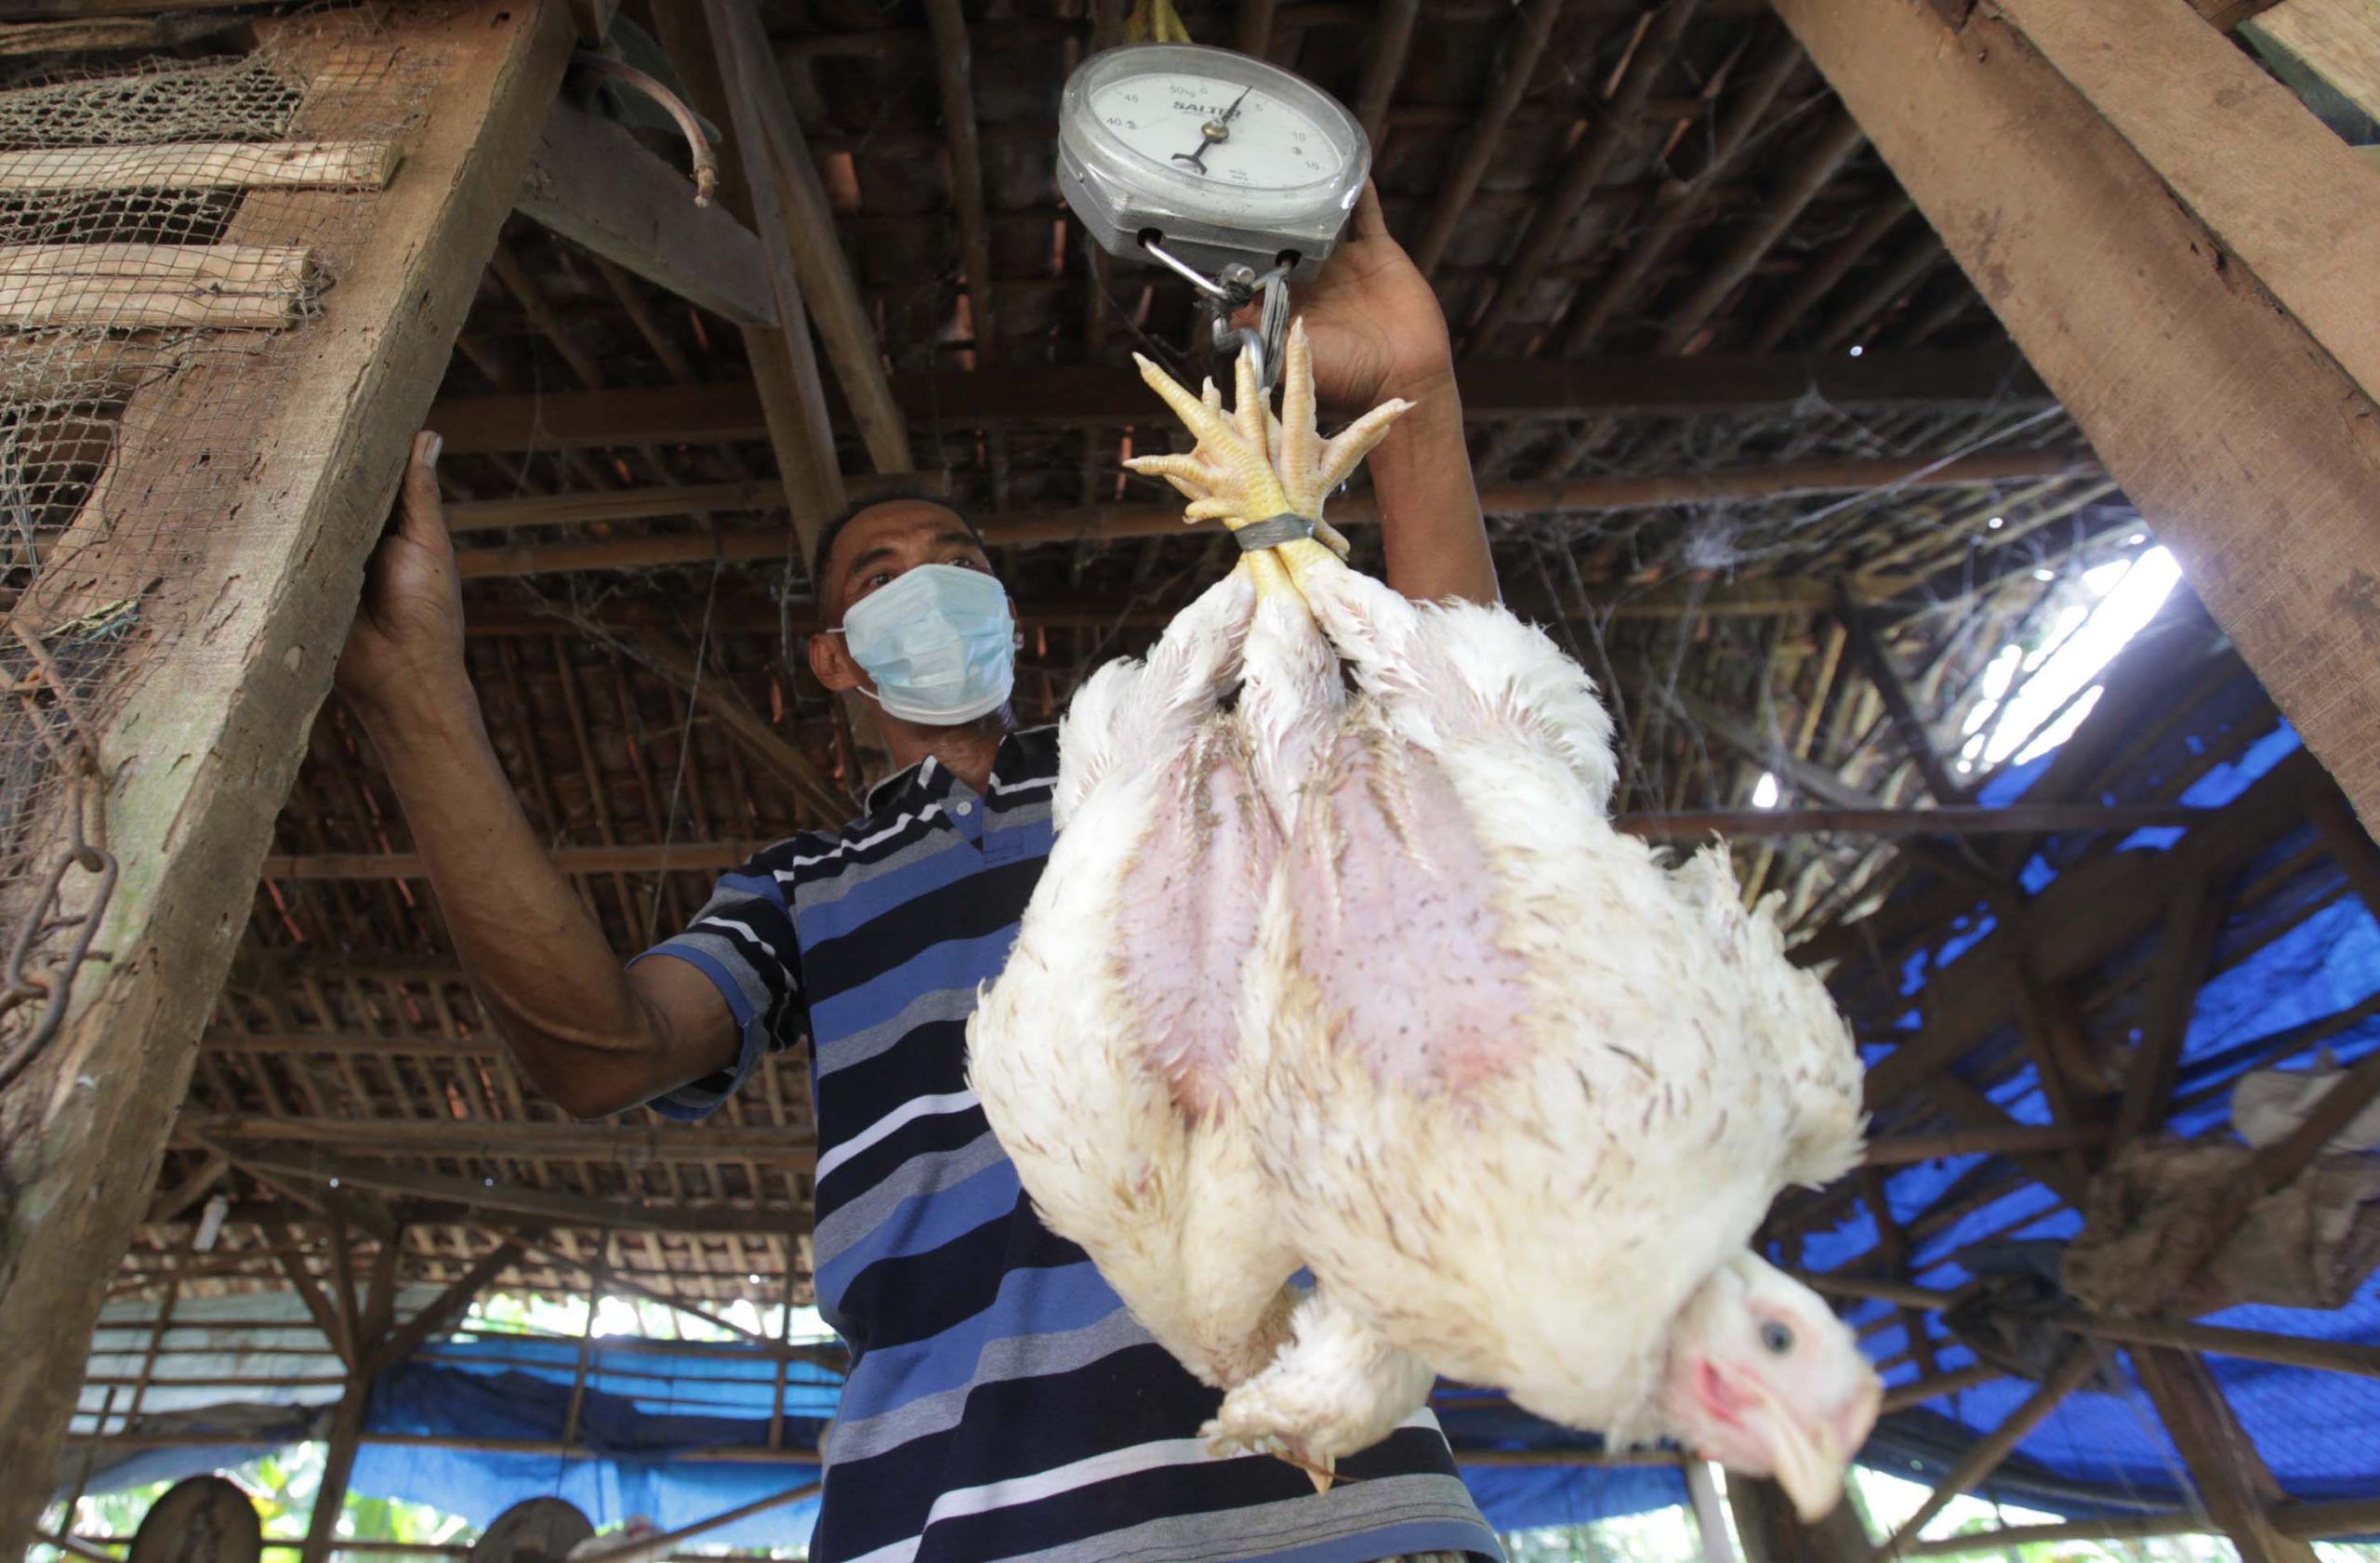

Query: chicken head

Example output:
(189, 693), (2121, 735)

(1659, 1252), (1880, 1521)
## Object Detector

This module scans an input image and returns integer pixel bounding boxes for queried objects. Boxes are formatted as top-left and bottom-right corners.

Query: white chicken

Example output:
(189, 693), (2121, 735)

(967, 325), (1881, 1519)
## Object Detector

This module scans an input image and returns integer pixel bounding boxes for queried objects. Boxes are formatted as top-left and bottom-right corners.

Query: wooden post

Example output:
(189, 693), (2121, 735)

(562, 1252), (604, 1448)
(1770, 0), (2380, 836)
(0, 5), (575, 1551)
(1731, 1474), (1871, 1563)
(649, 0), (889, 777)
(2130, 1348), (2318, 1563)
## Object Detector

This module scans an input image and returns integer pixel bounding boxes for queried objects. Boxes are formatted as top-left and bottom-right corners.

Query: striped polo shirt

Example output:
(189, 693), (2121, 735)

(640, 723), (1501, 1563)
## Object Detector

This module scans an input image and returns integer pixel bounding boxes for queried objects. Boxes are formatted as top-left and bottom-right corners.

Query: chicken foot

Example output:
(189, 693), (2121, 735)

(1202, 1285), (1437, 1490)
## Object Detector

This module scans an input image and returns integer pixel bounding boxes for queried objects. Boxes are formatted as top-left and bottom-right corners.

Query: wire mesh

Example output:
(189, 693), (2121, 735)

(0, 10), (428, 1085)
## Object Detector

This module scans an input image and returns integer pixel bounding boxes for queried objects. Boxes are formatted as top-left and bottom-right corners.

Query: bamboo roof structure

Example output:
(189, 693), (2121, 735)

(4, 0), (2373, 1551)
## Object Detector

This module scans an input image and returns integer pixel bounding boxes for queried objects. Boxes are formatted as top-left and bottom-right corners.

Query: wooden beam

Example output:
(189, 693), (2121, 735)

(516, 98), (774, 327)
(1662, 110), (1867, 356)
(220, 1145), (800, 1236)
(1774, 0), (2380, 837)
(1411, 0), (1566, 278)
(1904, 1499), (2380, 1557)
(1858, 1123), (2108, 1167)
(1838, 588), (1964, 804)
(1856, 748), (2328, 1110)
(923, 0), (996, 366)
(1466, 0), (1703, 349)
(270, 1222), (352, 1370)
(443, 470), (945, 533)
(1872, 1344), (2101, 1559)
(1804, 1273), (2380, 1380)
(365, 1238), (526, 1377)
(671, 0), (841, 528)
(143, 1150), (230, 1226)
(437, 449), (2091, 574)
(182, 1113), (816, 1163)
(2130, 1347), (2318, 1563)
(694, 0), (910, 476)
(0, 4), (576, 1552)
(2072, 1313), (2380, 1380)
(427, 351), (2055, 448)
(1993, 0), (2380, 408)
(2111, 878), (2224, 1145)
(1730, 1472), (1872, 1563)
(1881, 1362), (2003, 1414)
(1351, 0), (1421, 144)
(2246, 0), (2380, 123)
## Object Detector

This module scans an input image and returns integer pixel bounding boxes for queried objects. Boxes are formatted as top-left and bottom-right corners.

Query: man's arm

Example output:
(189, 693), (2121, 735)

(338, 433), (739, 1119)
(1278, 183), (1498, 606)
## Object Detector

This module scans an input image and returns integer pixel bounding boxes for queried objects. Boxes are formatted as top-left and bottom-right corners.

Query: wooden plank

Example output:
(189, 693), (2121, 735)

(2130, 1347), (2317, 1563)
(1996, 0), (2380, 406)
(515, 99), (774, 328)
(0, 242), (312, 329)
(0, 140), (396, 194)
(2248, 0), (2380, 122)
(1773, 0), (2380, 838)
(0, 3), (577, 1553)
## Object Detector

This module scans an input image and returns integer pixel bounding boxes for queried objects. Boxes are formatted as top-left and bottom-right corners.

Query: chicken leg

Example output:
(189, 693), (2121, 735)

(1203, 1285), (1437, 1477)
(971, 564), (1302, 1395)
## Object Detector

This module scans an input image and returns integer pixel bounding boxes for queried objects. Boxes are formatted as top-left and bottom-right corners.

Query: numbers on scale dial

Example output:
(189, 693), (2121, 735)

(1088, 73), (1338, 188)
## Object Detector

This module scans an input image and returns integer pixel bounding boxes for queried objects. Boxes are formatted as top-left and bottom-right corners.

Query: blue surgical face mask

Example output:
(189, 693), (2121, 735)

(829, 563), (1016, 725)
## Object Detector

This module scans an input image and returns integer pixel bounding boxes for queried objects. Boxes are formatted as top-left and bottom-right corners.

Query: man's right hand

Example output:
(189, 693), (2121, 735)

(338, 430), (468, 716)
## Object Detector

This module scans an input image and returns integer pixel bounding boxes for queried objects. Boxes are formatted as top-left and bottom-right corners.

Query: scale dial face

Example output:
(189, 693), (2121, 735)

(1086, 71), (1339, 192)
(1059, 44), (1369, 264)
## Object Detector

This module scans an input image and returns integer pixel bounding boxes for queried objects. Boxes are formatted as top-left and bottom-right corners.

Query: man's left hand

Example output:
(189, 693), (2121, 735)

(1240, 182), (1454, 412)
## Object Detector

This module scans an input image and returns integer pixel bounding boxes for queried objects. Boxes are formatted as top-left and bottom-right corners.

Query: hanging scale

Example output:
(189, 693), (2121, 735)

(1056, 43), (1372, 391)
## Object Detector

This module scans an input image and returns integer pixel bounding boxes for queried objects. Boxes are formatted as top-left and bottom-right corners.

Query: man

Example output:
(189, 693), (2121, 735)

(337, 189), (1503, 1562)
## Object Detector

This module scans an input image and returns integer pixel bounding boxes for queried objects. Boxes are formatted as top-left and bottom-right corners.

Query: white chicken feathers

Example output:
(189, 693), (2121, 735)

(967, 325), (1877, 1515)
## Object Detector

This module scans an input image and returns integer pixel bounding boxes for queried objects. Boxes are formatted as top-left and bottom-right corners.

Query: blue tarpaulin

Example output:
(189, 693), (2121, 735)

(1804, 689), (2380, 1520)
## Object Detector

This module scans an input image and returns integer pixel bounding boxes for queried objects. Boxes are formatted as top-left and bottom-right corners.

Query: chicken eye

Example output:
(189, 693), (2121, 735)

(1760, 1321), (1795, 1356)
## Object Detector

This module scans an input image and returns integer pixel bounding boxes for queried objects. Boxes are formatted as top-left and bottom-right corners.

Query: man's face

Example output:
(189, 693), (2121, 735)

(809, 499), (1005, 697)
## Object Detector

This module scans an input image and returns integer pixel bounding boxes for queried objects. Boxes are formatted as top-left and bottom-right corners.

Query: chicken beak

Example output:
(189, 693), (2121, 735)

(1744, 1379), (1849, 1522)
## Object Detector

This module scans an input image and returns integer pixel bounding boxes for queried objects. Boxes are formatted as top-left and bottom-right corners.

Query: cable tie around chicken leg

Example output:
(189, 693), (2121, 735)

(1234, 513), (1317, 552)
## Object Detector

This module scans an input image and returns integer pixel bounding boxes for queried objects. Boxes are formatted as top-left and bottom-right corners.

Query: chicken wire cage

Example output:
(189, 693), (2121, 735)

(0, 8), (427, 1094)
